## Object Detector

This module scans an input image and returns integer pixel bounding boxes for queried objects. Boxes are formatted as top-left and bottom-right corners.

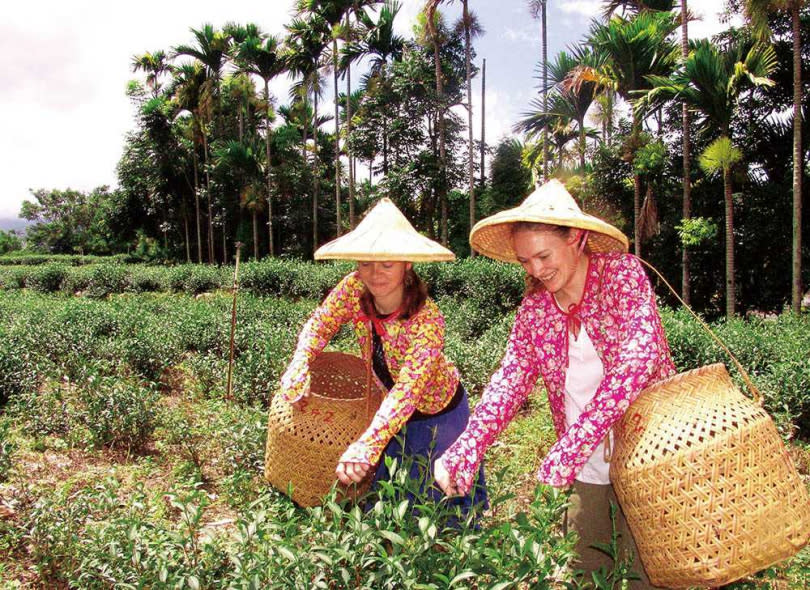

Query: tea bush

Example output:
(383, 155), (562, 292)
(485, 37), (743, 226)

(0, 253), (129, 266)
(86, 264), (129, 298)
(77, 375), (160, 451)
(127, 265), (171, 293)
(13, 381), (76, 440)
(0, 419), (15, 482)
(24, 263), (69, 293)
(0, 265), (27, 289)
(15, 460), (578, 588)
(660, 307), (810, 437)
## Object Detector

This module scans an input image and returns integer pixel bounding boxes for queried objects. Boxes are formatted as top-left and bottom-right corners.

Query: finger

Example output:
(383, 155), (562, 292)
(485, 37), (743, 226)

(335, 463), (351, 486)
(352, 463), (369, 482)
(347, 462), (365, 483)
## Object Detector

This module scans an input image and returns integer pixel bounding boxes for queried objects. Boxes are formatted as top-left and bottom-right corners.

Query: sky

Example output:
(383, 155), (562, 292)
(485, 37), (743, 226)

(0, 0), (735, 222)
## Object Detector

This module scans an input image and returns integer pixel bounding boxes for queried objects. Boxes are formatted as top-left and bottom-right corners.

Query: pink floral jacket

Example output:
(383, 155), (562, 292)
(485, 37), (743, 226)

(280, 272), (460, 466)
(441, 253), (675, 491)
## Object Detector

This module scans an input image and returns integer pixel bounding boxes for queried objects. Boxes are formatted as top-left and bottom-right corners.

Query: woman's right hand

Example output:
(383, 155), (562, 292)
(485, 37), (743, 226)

(279, 357), (311, 404)
(433, 456), (462, 497)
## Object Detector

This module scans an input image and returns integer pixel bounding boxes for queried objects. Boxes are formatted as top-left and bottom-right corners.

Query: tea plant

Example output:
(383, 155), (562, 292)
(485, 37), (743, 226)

(0, 418), (15, 482)
(76, 375), (159, 451)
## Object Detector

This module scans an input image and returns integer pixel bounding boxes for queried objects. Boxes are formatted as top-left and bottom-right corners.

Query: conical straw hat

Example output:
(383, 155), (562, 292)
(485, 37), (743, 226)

(314, 198), (455, 262)
(470, 179), (628, 263)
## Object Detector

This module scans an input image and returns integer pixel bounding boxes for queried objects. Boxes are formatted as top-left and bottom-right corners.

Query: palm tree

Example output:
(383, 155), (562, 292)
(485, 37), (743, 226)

(515, 49), (603, 172)
(334, 0), (388, 228)
(744, 0), (806, 313)
(600, 0), (693, 301)
(298, 1), (355, 237)
(644, 39), (778, 316)
(131, 50), (173, 99)
(235, 33), (285, 257)
(169, 62), (213, 263)
(585, 11), (680, 256)
(456, 2), (484, 254)
(286, 13), (331, 255)
(214, 140), (265, 260)
(680, 0), (693, 305)
(699, 137), (743, 318)
(424, 0), (451, 245)
(174, 24), (233, 262)
(344, 0), (405, 181)
(528, 1), (549, 180)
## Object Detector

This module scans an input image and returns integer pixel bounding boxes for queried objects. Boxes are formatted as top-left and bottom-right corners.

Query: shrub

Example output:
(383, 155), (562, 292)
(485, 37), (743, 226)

(0, 266), (27, 290)
(0, 419), (15, 482)
(183, 265), (226, 295)
(13, 382), (76, 439)
(24, 264), (69, 293)
(77, 376), (159, 451)
(86, 264), (128, 298)
(0, 328), (39, 405)
(127, 266), (170, 293)
(60, 265), (94, 294)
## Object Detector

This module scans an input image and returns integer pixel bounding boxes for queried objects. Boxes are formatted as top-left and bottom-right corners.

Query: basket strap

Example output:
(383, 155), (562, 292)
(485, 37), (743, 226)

(635, 256), (763, 406)
(365, 328), (375, 422)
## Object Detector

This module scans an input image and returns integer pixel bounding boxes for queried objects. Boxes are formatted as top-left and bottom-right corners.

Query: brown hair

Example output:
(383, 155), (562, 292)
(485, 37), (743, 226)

(511, 222), (574, 296)
(359, 267), (428, 320)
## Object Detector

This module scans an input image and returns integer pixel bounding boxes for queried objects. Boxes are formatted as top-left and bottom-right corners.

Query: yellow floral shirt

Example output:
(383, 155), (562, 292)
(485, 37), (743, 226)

(281, 272), (460, 466)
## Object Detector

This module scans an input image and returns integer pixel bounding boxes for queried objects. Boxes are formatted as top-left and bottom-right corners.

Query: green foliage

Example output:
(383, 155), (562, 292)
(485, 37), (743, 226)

(25, 263), (69, 293)
(13, 381), (76, 440)
(0, 419), (15, 482)
(17, 461), (574, 588)
(127, 265), (171, 292)
(660, 306), (810, 437)
(0, 252), (131, 266)
(0, 230), (23, 254)
(86, 264), (129, 298)
(676, 216), (718, 248)
(20, 186), (125, 256)
(633, 138), (667, 176)
(699, 136), (742, 175)
(76, 375), (159, 451)
(478, 138), (533, 216)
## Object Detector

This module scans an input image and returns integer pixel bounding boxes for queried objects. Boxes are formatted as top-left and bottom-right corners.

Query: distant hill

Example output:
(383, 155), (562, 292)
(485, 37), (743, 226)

(0, 217), (30, 233)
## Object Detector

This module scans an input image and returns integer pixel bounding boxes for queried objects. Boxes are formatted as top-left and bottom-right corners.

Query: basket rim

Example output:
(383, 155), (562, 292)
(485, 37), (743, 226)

(641, 362), (728, 392)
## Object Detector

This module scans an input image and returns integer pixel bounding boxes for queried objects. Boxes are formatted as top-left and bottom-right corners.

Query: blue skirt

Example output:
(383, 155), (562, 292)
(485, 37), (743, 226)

(370, 386), (488, 521)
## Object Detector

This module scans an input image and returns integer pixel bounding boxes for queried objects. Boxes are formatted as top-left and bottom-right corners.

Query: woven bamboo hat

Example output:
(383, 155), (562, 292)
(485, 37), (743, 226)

(470, 179), (629, 263)
(314, 197), (455, 262)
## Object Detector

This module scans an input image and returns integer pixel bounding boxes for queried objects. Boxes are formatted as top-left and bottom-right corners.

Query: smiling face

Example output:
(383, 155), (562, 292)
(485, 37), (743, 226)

(356, 261), (412, 313)
(512, 225), (585, 299)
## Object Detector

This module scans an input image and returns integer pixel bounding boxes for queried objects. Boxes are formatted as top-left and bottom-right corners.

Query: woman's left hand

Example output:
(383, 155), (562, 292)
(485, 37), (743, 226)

(336, 461), (371, 485)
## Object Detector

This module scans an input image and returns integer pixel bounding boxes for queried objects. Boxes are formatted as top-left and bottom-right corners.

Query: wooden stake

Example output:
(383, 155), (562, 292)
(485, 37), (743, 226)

(226, 242), (243, 401)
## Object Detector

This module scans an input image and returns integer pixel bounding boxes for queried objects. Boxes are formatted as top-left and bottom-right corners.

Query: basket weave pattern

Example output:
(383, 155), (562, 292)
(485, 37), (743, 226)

(265, 352), (382, 507)
(610, 363), (810, 588)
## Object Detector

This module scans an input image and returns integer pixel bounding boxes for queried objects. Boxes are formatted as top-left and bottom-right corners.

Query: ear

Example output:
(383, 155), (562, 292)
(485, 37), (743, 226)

(566, 229), (584, 246)
(405, 262), (413, 273)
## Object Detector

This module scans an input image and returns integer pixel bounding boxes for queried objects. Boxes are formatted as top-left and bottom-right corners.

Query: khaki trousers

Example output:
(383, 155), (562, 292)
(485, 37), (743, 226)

(566, 480), (659, 589)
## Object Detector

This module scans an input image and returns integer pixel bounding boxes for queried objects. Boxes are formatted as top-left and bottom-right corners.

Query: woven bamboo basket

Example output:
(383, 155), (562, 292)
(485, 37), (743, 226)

(264, 351), (382, 507)
(610, 363), (810, 588)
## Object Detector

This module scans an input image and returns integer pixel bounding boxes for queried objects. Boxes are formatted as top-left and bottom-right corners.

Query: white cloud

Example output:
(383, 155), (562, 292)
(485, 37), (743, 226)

(559, 1), (602, 18)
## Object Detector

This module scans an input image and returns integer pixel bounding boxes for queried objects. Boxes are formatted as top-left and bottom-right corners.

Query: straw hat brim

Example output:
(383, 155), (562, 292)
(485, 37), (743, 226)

(470, 206), (629, 263)
(315, 234), (456, 262)
(314, 198), (456, 262)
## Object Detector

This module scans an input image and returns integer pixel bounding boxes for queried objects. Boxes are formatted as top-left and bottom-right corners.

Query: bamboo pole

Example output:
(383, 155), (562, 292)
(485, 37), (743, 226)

(226, 242), (243, 401)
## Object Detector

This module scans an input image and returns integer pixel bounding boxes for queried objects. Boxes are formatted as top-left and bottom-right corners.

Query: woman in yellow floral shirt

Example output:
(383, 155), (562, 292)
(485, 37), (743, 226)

(278, 198), (487, 515)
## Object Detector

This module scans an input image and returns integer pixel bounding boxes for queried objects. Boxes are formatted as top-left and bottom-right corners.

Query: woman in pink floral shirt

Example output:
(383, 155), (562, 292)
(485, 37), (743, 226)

(279, 198), (487, 515)
(434, 180), (674, 586)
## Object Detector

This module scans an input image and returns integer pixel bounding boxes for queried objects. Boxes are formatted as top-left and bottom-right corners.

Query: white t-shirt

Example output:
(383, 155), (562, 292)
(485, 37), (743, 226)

(564, 325), (611, 484)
